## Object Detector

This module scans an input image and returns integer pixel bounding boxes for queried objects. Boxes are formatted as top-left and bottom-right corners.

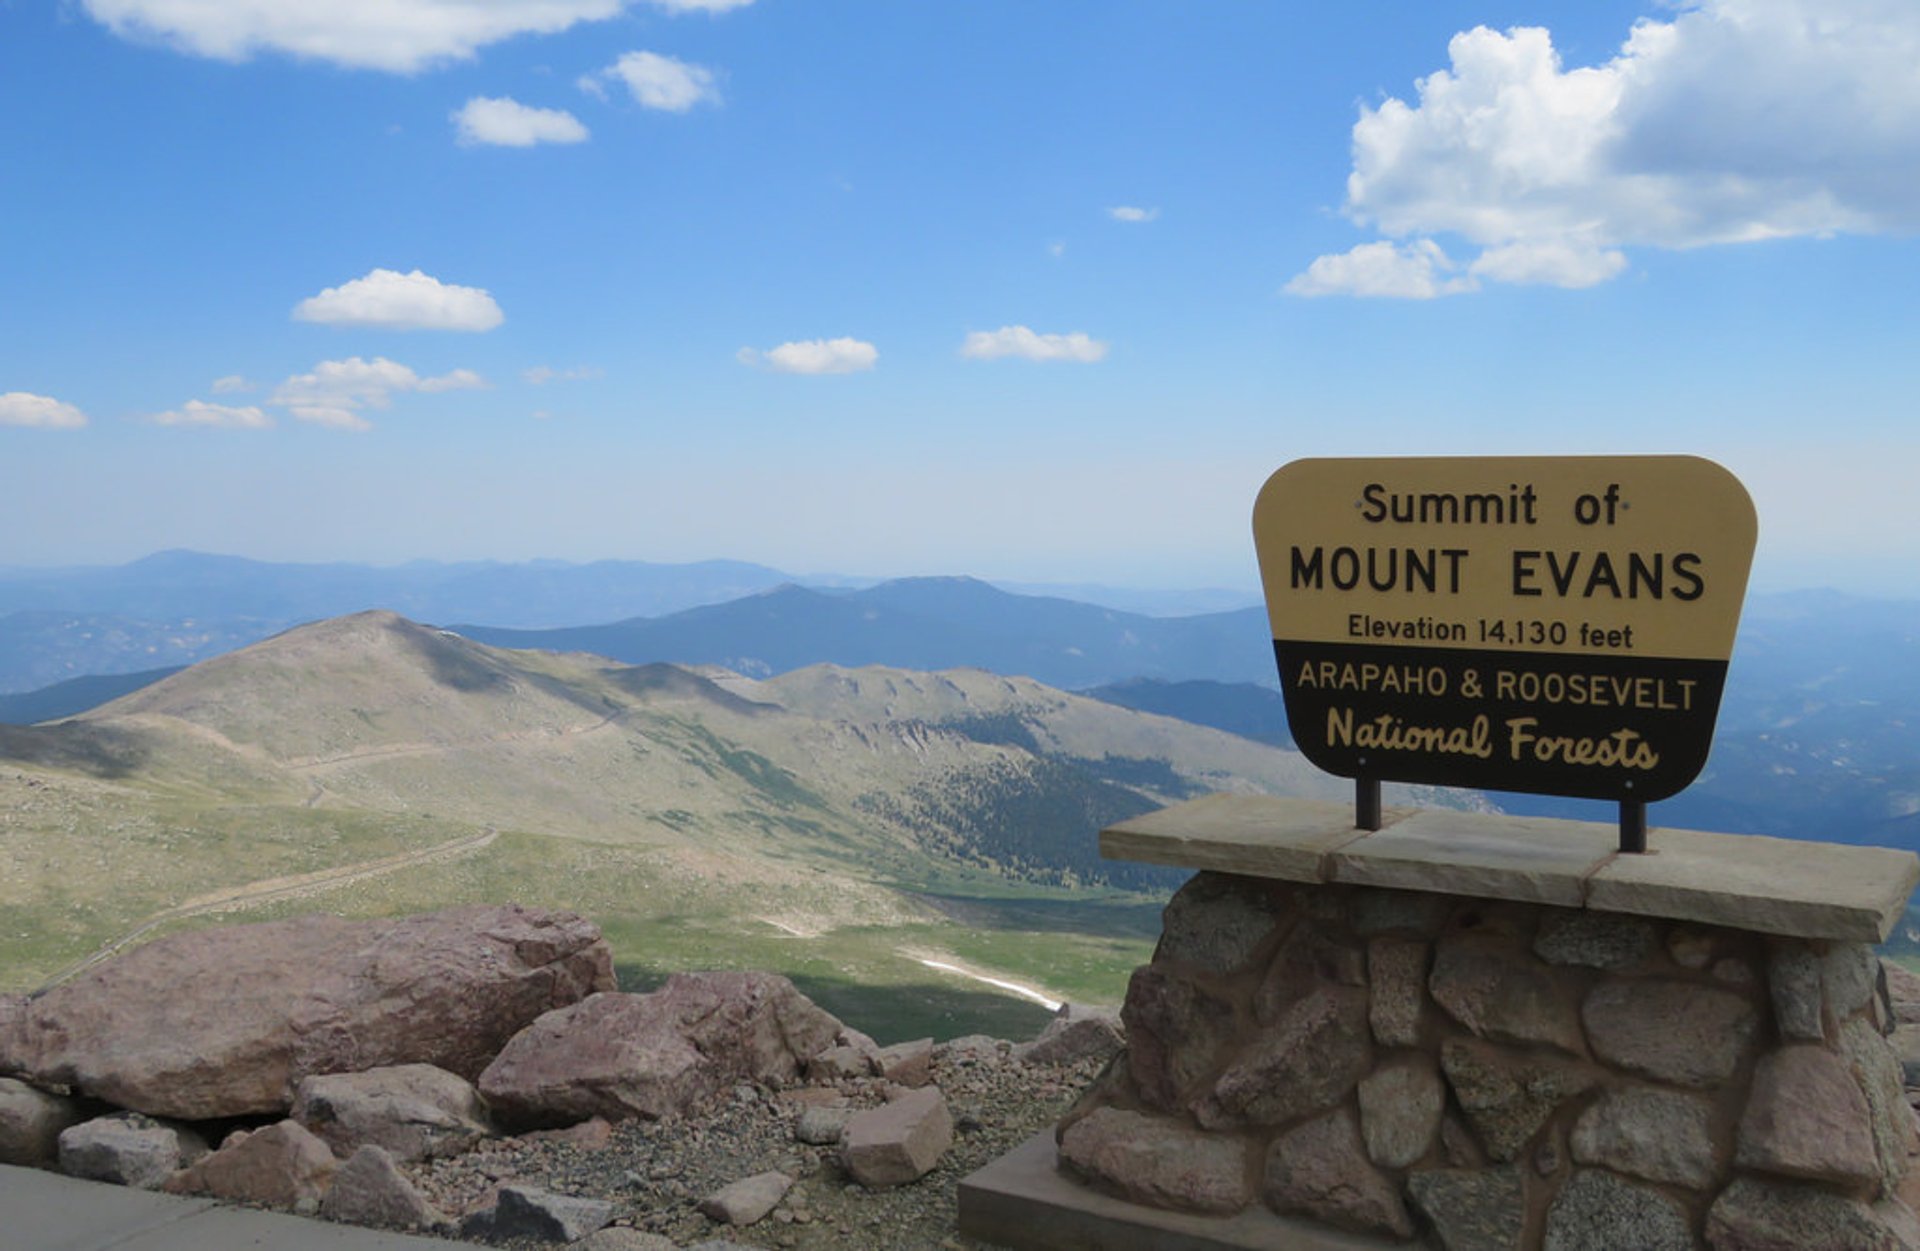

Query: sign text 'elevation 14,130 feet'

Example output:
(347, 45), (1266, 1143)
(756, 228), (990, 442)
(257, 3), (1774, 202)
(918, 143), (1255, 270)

(1252, 456), (1758, 804)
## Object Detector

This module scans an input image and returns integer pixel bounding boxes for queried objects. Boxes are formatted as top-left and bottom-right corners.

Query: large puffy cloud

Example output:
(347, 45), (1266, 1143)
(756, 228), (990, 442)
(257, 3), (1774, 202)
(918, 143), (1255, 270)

(960, 326), (1109, 363)
(0, 392), (87, 429)
(152, 400), (273, 429)
(80, 0), (624, 73)
(453, 97), (588, 147)
(585, 51), (720, 111)
(736, 338), (878, 375)
(1293, 0), (1920, 296)
(294, 268), (504, 332)
(271, 357), (485, 430)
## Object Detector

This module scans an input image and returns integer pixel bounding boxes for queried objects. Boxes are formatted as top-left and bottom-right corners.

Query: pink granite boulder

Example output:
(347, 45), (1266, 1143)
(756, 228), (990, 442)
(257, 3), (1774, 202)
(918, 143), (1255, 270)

(478, 972), (844, 1129)
(0, 905), (614, 1120)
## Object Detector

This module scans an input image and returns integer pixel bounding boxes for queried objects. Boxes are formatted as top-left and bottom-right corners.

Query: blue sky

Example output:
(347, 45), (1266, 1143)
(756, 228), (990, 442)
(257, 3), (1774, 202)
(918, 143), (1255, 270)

(4, 0), (1918, 594)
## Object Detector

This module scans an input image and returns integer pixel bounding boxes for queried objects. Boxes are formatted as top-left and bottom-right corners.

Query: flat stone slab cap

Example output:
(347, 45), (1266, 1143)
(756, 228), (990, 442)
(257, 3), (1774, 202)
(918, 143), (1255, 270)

(1100, 793), (1391, 882)
(1329, 808), (1621, 908)
(1100, 797), (1920, 942)
(1585, 826), (1920, 943)
(958, 1130), (1404, 1251)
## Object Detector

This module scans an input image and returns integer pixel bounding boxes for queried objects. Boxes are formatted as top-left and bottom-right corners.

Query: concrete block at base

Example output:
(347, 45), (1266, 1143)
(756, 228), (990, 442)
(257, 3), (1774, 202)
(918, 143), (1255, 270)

(1328, 809), (1619, 908)
(1584, 827), (1920, 942)
(958, 1131), (1419, 1251)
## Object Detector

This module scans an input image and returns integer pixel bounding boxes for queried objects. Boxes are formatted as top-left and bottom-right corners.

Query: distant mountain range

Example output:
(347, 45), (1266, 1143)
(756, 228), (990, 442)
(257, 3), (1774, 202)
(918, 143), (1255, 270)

(0, 552), (1259, 695)
(448, 578), (1273, 693)
(3, 551), (1918, 859)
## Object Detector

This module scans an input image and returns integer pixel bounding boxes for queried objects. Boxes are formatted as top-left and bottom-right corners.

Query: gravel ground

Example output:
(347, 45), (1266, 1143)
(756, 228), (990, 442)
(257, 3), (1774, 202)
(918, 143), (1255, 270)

(402, 1043), (1107, 1250)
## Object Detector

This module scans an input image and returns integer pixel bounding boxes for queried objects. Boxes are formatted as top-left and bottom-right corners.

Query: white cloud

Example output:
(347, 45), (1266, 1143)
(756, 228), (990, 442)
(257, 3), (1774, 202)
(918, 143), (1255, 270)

(587, 51), (720, 111)
(210, 374), (251, 393)
(293, 268), (504, 332)
(80, 0), (624, 73)
(1284, 240), (1478, 299)
(152, 400), (273, 429)
(1292, 0), (1920, 295)
(1048, 241), (1066, 259)
(453, 97), (588, 147)
(524, 365), (603, 384)
(1108, 206), (1159, 223)
(270, 357), (486, 431)
(736, 338), (878, 375)
(0, 392), (87, 429)
(960, 326), (1109, 363)
(645, 0), (753, 10)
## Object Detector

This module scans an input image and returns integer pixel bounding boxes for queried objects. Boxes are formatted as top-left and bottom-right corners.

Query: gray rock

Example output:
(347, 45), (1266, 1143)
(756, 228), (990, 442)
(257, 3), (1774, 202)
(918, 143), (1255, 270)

(1883, 960), (1920, 1025)
(1441, 1038), (1599, 1163)
(1826, 944), (1881, 1022)
(1571, 1085), (1720, 1190)
(1706, 1175), (1909, 1251)
(841, 1087), (952, 1187)
(479, 973), (843, 1129)
(1367, 936), (1429, 1048)
(699, 1170), (792, 1226)
(1841, 1015), (1913, 1198)
(1263, 1107), (1412, 1238)
(319, 1144), (446, 1230)
(163, 1119), (338, 1207)
(1715, 957), (1758, 987)
(875, 1037), (934, 1086)
(1254, 924), (1366, 1022)
(1544, 1169), (1691, 1251)
(1892, 1023), (1920, 1087)
(1584, 978), (1758, 1087)
(1430, 932), (1583, 1054)
(806, 1043), (878, 1081)
(1058, 1106), (1249, 1216)
(464, 1185), (614, 1243)
(58, 1113), (200, 1189)
(1156, 872), (1293, 975)
(1533, 910), (1657, 970)
(1122, 963), (1239, 1113)
(939, 1035), (1009, 1066)
(1015, 1005), (1124, 1066)
(1358, 1055), (1444, 1169)
(1737, 1044), (1880, 1188)
(1407, 1166), (1525, 1251)
(1351, 887), (1455, 937)
(3, 905), (613, 1120)
(1667, 927), (1719, 970)
(1769, 938), (1826, 1042)
(577, 1230), (679, 1251)
(1195, 985), (1370, 1129)
(794, 1105), (852, 1145)
(0, 1077), (83, 1166)
(293, 1063), (489, 1162)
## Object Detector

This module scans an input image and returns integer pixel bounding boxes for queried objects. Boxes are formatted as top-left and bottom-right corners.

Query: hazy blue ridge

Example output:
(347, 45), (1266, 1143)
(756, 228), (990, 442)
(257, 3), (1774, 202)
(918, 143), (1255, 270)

(0, 666), (187, 725)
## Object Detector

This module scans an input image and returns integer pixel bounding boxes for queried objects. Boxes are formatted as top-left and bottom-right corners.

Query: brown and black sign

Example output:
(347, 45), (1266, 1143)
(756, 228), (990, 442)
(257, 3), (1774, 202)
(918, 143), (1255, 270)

(1252, 456), (1757, 803)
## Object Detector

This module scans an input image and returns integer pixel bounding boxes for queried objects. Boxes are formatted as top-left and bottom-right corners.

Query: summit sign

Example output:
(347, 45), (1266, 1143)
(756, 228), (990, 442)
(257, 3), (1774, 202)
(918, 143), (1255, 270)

(1252, 456), (1757, 804)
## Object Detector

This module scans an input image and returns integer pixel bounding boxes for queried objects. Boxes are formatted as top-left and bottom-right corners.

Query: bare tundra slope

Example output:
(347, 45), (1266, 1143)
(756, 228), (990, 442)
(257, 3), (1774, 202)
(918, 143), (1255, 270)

(0, 610), (1392, 1037)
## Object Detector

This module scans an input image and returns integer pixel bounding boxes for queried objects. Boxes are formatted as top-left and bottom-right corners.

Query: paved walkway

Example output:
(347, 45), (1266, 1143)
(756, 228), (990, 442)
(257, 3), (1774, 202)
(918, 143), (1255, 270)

(0, 1163), (488, 1250)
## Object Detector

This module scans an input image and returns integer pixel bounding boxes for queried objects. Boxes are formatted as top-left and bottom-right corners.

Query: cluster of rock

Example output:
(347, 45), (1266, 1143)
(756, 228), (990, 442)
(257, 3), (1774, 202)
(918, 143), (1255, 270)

(0, 904), (1124, 1245)
(1058, 871), (1920, 1250)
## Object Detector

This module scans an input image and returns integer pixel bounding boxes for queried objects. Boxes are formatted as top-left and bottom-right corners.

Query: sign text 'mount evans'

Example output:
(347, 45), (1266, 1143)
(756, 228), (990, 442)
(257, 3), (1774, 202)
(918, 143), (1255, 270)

(1252, 456), (1757, 803)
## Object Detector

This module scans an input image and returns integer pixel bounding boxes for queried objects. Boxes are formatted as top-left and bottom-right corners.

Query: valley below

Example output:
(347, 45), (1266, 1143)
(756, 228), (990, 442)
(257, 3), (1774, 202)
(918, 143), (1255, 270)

(0, 609), (1425, 1042)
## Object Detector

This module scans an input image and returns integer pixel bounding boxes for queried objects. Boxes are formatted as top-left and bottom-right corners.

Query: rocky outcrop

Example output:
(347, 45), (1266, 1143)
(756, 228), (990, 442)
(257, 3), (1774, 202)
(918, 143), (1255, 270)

(293, 1063), (490, 1162)
(1062, 871), (1920, 1250)
(57, 1113), (205, 1189)
(0, 1076), (83, 1166)
(163, 1119), (339, 1207)
(841, 1087), (953, 1187)
(0, 905), (614, 1120)
(478, 972), (844, 1129)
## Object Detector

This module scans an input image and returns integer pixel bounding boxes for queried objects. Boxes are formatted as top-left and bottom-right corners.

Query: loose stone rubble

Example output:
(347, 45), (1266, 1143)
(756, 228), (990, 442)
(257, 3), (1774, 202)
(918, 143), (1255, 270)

(1059, 870), (1920, 1250)
(0, 904), (1108, 1248)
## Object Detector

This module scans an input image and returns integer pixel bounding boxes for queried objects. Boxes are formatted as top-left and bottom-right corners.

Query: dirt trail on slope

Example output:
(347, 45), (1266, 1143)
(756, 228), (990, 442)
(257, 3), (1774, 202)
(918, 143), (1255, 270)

(36, 827), (499, 991)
